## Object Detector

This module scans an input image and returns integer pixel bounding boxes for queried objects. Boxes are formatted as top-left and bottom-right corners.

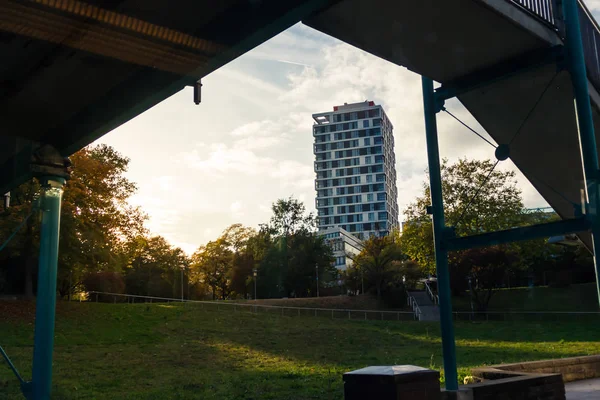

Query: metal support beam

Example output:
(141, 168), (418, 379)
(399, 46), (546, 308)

(444, 217), (590, 251)
(30, 177), (65, 400)
(563, 0), (600, 306)
(422, 76), (458, 391)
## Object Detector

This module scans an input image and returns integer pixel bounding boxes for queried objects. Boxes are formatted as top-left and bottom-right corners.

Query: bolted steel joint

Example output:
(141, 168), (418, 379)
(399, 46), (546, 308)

(30, 145), (71, 183)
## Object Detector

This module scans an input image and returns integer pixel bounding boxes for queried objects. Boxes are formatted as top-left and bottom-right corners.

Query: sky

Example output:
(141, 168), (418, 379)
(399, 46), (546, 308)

(97, 4), (600, 254)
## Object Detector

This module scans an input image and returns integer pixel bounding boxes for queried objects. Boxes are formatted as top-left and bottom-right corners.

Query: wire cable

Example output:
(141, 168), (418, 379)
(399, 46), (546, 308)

(443, 109), (497, 148)
(455, 160), (500, 227)
(509, 71), (559, 145)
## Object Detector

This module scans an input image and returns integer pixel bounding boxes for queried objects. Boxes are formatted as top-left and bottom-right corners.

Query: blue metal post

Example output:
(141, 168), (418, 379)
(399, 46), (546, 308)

(421, 76), (458, 390)
(31, 177), (65, 400)
(563, 0), (600, 305)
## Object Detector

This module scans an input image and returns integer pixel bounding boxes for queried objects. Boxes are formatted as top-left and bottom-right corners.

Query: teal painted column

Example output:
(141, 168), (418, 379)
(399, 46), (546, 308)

(562, 0), (600, 306)
(31, 177), (65, 400)
(421, 76), (458, 390)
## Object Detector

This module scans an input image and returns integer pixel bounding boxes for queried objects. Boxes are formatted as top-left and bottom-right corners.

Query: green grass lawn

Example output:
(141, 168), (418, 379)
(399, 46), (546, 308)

(1, 301), (599, 399)
(452, 283), (599, 311)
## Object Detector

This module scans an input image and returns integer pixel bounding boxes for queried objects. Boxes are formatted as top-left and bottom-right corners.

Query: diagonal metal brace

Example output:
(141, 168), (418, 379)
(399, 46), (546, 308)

(444, 216), (590, 251)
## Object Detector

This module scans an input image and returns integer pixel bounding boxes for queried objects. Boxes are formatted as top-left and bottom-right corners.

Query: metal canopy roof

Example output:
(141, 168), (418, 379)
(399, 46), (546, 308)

(0, 0), (336, 194)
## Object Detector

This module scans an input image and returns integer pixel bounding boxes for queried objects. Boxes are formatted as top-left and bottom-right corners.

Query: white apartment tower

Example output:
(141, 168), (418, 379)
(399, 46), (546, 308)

(313, 101), (399, 240)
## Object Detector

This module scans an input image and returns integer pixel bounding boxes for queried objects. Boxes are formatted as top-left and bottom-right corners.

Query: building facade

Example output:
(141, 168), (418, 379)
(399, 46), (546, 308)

(321, 226), (363, 270)
(313, 101), (399, 241)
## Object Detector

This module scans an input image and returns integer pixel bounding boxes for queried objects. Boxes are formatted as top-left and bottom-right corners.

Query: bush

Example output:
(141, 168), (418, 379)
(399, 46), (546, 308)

(82, 271), (125, 302)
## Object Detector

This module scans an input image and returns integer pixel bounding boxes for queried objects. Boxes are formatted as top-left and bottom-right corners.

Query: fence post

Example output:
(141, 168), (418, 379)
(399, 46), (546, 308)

(95, 293), (98, 303)
(113, 296), (116, 304)
(364, 312), (367, 321)
(298, 308), (300, 316)
(348, 311), (351, 320)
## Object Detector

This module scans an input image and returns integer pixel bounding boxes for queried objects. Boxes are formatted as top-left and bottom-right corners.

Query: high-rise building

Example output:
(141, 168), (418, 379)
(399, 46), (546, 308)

(313, 100), (399, 240)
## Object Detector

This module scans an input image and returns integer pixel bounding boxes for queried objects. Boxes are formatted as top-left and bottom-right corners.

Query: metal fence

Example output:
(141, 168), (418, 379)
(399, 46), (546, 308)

(85, 291), (600, 322)
(86, 291), (417, 322)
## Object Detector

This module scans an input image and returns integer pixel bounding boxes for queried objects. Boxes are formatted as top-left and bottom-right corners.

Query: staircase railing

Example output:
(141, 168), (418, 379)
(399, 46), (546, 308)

(407, 294), (421, 320)
(424, 281), (439, 305)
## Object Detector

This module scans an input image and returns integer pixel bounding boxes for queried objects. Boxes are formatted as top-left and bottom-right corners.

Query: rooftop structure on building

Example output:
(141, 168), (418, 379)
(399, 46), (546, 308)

(313, 101), (399, 241)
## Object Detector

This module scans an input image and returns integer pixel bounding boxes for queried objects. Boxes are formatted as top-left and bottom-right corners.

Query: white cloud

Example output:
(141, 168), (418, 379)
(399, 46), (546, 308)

(100, 22), (548, 252)
(230, 201), (245, 218)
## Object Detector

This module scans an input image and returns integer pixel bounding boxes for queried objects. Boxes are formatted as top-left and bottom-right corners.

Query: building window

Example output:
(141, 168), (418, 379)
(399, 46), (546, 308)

(368, 212), (375, 221)
(364, 138), (370, 146)
(363, 120), (370, 128)
(367, 193), (374, 202)
(366, 175), (373, 183)
(365, 156), (371, 164)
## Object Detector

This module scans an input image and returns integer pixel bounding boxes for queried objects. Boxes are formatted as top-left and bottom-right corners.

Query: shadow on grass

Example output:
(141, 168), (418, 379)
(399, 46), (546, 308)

(2, 302), (600, 400)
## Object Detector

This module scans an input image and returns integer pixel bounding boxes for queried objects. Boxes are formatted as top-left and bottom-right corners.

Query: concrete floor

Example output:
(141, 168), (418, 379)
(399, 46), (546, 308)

(566, 378), (600, 399)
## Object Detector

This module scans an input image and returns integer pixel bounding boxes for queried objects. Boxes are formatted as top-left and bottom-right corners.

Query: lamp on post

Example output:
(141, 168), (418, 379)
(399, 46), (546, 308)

(316, 264), (319, 298)
(467, 276), (474, 320)
(253, 268), (257, 300)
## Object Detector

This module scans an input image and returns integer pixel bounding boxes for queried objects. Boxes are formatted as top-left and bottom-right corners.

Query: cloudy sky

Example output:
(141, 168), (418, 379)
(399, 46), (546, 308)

(96, 5), (600, 254)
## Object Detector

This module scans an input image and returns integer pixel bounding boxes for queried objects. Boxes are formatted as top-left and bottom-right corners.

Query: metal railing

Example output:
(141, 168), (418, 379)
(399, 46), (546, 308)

(508, 0), (560, 27)
(577, 0), (600, 90)
(507, 0), (600, 94)
(84, 292), (600, 322)
(86, 291), (416, 322)
(424, 281), (439, 305)
(406, 295), (421, 320)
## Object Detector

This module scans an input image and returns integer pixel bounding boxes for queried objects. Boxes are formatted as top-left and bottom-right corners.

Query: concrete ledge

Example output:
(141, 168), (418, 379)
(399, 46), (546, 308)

(474, 355), (600, 383)
(463, 371), (565, 399)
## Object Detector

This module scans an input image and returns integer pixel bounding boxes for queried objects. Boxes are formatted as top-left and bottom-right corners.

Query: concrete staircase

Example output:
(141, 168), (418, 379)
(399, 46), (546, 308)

(408, 291), (440, 322)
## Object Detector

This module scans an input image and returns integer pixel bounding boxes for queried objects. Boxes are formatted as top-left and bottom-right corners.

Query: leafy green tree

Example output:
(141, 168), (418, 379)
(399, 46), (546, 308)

(191, 237), (233, 300)
(123, 235), (188, 298)
(402, 158), (524, 274)
(350, 234), (405, 302)
(454, 246), (518, 311)
(0, 144), (146, 298)
(267, 197), (316, 237)
(58, 145), (146, 298)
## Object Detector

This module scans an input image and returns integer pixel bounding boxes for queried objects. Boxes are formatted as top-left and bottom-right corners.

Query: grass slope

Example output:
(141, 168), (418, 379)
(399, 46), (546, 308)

(238, 294), (388, 310)
(0, 301), (599, 399)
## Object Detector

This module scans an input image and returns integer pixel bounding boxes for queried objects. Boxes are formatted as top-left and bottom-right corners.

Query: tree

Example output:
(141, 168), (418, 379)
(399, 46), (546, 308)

(402, 158), (524, 275)
(454, 246), (518, 311)
(350, 233), (404, 303)
(123, 235), (188, 299)
(191, 237), (233, 300)
(0, 144), (146, 298)
(267, 197), (316, 237)
(58, 145), (146, 298)
(222, 224), (257, 298)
